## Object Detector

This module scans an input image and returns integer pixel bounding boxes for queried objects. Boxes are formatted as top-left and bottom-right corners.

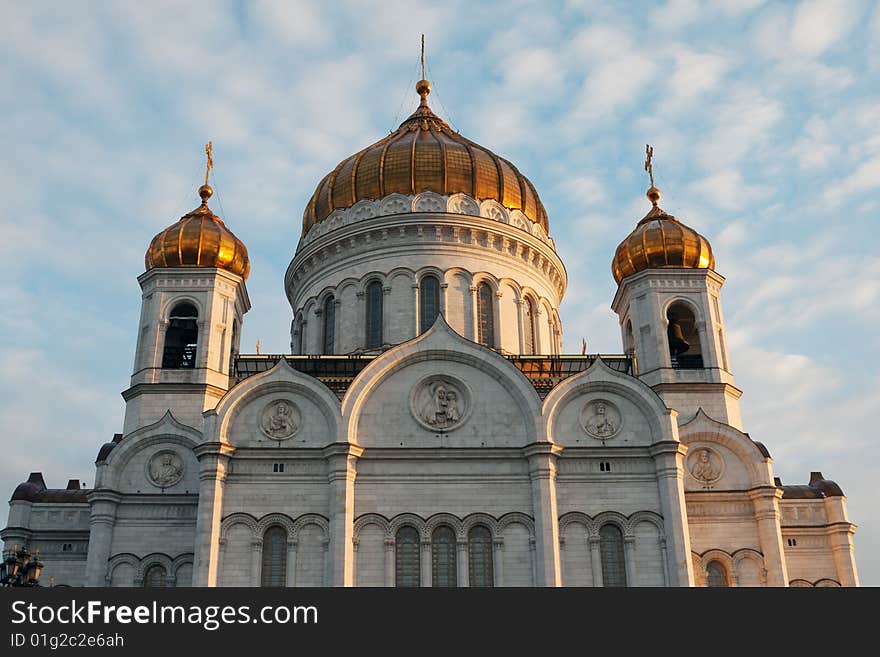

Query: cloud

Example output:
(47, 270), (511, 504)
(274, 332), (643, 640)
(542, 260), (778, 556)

(789, 0), (861, 56)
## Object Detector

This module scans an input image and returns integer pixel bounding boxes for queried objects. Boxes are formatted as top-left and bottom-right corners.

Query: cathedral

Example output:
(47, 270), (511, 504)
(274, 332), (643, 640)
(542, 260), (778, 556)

(2, 73), (859, 588)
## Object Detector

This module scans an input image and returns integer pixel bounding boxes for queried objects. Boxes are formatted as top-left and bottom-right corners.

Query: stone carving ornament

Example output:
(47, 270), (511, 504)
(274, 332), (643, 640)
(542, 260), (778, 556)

(411, 377), (471, 432)
(581, 399), (622, 440)
(260, 399), (301, 441)
(688, 447), (723, 484)
(147, 450), (184, 488)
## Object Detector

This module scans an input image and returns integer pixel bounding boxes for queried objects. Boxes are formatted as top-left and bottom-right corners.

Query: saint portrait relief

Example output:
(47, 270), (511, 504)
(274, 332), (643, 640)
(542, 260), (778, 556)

(581, 399), (622, 440)
(147, 451), (184, 488)
(689, 448), (723, 484)
(411, 377), (470, 432)
(260, 400), (301, 441)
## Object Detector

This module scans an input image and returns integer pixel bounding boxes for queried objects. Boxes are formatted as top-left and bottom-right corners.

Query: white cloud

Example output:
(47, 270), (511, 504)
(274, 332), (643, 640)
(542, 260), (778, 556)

(790, 0), (860, 56)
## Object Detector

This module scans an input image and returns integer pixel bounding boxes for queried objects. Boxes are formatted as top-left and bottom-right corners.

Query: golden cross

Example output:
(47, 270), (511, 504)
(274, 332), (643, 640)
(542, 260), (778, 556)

(645, 144), (654, 187)
(204, 141), (214, 186)
(421, 34), (426, 79)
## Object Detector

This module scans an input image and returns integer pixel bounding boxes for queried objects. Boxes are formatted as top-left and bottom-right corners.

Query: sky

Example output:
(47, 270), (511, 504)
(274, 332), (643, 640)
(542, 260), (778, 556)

(1, 0), (877, 585)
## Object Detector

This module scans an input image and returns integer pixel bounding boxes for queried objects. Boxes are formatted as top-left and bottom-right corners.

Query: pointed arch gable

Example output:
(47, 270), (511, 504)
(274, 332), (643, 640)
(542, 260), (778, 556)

(542, 357), (677, 445)
(340, 314), (542, 444)
(205, 356), (342, 445)
(678, 408), (774, 487)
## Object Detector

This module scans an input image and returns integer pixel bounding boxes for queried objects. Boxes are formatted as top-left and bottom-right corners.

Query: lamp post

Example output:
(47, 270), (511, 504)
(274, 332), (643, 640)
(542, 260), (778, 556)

(0, 544), (44, 587)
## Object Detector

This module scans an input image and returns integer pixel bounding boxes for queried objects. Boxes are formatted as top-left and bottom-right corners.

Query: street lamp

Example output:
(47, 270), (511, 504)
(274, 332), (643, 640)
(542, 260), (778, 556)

(0, 544), (44, 587)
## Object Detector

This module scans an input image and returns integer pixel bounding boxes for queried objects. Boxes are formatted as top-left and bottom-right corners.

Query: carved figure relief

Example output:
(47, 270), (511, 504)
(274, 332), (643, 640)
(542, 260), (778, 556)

(688, 447), (723, 483)
(260, 400), (301, 441)
(411, 377), (471, 432)
(147, 450), (184, 488)
(581, 399), (622, 440)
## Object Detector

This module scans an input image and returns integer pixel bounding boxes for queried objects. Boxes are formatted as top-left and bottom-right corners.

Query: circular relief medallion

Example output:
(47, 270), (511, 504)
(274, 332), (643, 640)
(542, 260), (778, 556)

(147, 450), (185, 488)
(580, 399), (622, 440)
(410, 376), (472, 432)
(260, 399), (301, 441)
(688, 446), (724, 484)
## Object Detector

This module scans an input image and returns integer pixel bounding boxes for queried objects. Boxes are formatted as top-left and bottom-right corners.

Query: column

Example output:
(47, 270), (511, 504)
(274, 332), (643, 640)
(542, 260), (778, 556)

(251, 539), (262, 586)
(823, 496), (859, 587)
(439, 282), (449, 321)
(748, 487), (789, 587)
(659, 537), (669, 586)
(217, 539), (227, 587)
(384, 538), (395, 587)
(192, 442), (235, 587)
(411, 282), (420, 335)
(351, 539), (358, 585)
(420, 540), (431, 587)
(524, 443), (563, 586)
(457, 540), (469, 587)
(468, 285), (478, 342)
(624, 535), (638, 587)
(649, 441), (694, 586)
(286, 539), (298, 587)
(493, 539), (504, 587)
(323, 443), (363, 587)
(589, 535), (603, 587)
(84, 490), (122, 587)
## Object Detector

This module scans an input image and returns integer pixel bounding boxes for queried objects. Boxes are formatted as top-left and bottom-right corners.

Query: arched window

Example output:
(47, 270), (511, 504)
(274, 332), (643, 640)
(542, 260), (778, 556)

(667, 303), (703, 369)
(476, 282), (495, 348)
(395, 526), (420, 588)
(322, 296), (335, 355)
(229, 319), (238, 371)
(431, 526), (457, 587)
(143, 565), (167, 588)
(419, 275), (440, 333)
(468, 525), (494, 588)
(706, 561), (729, 588)
(162, 302), (198, 369)
(599, 524), (627, 588)
(365, 281), (384, 349)
(524, 298), (537, 354)
(293, 314), (303, 354)
(261, 526), (287, 587)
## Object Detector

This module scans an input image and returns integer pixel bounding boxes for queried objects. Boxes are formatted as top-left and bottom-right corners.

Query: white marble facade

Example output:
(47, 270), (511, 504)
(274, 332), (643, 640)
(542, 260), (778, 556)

(2, 193), (859, 589)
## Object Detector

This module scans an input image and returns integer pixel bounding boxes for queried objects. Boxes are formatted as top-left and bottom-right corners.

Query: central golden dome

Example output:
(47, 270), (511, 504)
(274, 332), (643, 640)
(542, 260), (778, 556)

(302, 82), (548, 236)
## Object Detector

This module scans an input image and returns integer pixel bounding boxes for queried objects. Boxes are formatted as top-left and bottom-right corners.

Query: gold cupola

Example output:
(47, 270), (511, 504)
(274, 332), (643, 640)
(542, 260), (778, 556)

(611, 147), (714, 284)
(301, 78), (548, 237)
(145, 145), (250, 280)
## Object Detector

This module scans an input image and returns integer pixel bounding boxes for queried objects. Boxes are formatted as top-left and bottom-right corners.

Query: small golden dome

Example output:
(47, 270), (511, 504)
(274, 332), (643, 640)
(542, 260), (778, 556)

(302, 84), (548, 237)
(145, 189), (250, 280)
(612, 190), (714, 284)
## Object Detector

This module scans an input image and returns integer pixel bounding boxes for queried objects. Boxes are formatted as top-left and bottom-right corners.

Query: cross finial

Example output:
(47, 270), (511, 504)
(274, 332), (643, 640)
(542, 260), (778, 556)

(421, 34), (426, 80)
(204, 141), (214, 187)
(645, 144), (654, 188)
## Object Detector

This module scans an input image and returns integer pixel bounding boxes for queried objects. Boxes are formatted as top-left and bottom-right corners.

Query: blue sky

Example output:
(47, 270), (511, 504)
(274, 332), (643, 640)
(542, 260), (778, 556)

(1, 0), (877, 584)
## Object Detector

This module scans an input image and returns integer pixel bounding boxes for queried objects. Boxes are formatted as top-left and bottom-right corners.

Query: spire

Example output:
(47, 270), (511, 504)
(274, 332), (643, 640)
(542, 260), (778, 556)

(415, 34), (432, 106)
(644, 143), (660, 207)
(199, 141), (214, 205)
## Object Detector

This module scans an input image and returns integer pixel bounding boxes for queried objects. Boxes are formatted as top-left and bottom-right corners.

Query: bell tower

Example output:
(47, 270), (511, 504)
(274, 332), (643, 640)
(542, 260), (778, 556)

(610, 147), (741, 429)
(123, 145), (251, 434)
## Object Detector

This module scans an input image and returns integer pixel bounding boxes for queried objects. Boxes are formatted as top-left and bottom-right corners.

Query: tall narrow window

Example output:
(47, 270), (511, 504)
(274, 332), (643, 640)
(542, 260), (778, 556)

(143, 565), (167, 588)
(322, 296), (335, 354)
(468, 525), (494, 588)
(229, 319), (238, 372)
(395, 526), (420, 588)
(293, 315), (303, 354)
(419, 275), (440, 333)
(162, 302), (199, 369)
(525, 298), (537, 354)
(261, 526), (287, 587)
(476, 282), (495, 348)
(599, 524), (627, 588)
(432, 526), (457, 587)
(706, 561), (729, 588)
(365, 281), (383, 349)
